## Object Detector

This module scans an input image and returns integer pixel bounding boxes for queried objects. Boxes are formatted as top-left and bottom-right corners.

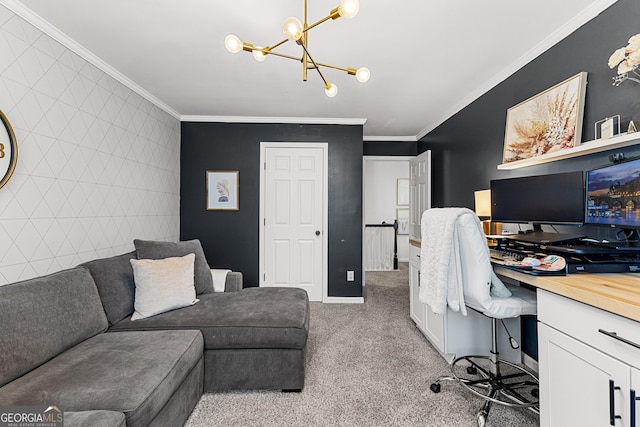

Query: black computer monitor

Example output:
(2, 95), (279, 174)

(490, 171), (585, 244)
(585, 158), (640, 246)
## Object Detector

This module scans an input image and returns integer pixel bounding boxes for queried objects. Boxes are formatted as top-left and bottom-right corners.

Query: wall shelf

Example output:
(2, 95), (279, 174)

(497, 132), (640, 170)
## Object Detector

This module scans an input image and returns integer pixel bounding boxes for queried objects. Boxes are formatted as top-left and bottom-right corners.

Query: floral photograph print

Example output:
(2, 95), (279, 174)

(502, 72), (587, 164)
(206, 170), (239, 210)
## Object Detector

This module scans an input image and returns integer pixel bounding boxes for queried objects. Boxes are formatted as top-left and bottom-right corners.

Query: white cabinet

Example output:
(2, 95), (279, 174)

(409, 244), (521, 364)
(409, 151), (431, 240)
(538, 289), (640, 427)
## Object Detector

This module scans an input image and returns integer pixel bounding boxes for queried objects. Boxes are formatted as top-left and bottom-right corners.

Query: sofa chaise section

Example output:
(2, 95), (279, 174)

(111, 287), (310, 391)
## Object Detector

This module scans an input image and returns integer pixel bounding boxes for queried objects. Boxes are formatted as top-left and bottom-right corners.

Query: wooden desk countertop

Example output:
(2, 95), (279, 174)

(493, 265), (640, 323)
(410, 237), (640, 323)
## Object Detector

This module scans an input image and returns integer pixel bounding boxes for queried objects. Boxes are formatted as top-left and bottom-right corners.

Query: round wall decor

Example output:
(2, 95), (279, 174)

(0, 109), (17, 189)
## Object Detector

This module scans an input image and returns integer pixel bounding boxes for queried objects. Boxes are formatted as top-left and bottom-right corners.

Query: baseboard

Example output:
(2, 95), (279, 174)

(522, 353), (539, 373)
(323, 297), (364, 304)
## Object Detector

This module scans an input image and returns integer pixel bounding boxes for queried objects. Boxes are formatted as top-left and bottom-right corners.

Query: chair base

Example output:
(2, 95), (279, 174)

(431, 354), (539, 427)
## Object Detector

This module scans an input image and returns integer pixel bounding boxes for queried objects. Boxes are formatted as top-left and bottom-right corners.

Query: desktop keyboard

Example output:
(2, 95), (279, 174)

(490, 249), (526, 262)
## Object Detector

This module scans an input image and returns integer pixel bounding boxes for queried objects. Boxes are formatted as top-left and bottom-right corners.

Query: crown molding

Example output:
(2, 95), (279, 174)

(180, 115), (367, 126)
(415, 0), (619, 141)
(0, 0), (181, 120)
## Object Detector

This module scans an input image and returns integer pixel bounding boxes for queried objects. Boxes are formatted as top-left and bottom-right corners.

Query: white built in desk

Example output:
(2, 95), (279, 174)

(493, 265), (640, 323)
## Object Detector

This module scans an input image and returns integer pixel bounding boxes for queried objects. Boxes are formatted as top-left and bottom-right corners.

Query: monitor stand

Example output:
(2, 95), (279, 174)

(505, 224), (585, 245)
(608, 228), (640, 250)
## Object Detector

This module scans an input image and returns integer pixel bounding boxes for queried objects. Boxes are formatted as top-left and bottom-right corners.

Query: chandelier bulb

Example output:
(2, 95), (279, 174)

(224, 34), (243, 54)
(325, 83), (338, 98)
(253, 46), (266, 62)
(339, 0), (359, 19)
(355, 67), (370, 83)
(282, 17), (303, 42)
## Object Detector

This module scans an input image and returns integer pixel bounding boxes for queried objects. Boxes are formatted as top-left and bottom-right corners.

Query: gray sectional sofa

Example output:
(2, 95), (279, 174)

(0, 239), (310, 427)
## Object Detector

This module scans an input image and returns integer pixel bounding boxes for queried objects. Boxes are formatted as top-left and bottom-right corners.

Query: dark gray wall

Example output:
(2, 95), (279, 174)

(363, 141), (418, 156)
(418, 0), (640, 361)
(420, 0), (640, 227)
(180, 122), (363, 298)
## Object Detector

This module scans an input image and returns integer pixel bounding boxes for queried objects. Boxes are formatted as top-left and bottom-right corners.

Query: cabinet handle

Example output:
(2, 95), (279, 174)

(610, 379), (622, 425)
(599, 329), (640, 350)
(632, 389), (639, 427)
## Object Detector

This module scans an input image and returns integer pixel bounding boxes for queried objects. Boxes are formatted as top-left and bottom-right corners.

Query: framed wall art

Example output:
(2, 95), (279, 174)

(396, 178), (409, 206)
(502, 72), (587, 164)
(206, 170), (239, 210)
(396, 207), (409, 235)
(0, 109), (17, 190)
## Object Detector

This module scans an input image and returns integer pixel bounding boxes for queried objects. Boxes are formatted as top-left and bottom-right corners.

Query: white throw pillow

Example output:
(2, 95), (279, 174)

(130, 253), (198, 320)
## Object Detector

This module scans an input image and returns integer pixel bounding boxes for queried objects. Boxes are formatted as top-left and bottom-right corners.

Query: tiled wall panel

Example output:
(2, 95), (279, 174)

(0, 5), (180, 285)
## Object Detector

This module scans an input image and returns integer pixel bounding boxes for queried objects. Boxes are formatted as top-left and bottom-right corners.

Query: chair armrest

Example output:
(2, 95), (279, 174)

(224, 271), (243, 292)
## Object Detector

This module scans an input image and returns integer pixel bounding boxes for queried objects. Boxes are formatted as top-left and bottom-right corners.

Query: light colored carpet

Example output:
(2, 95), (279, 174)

(185, 263), (539, 426)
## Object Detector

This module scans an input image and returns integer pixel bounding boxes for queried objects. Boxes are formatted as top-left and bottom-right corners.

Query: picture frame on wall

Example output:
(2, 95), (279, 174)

(396, 178), (409, 206)
(502, 72), (588, 164)
(206, 170), (239, 210)
(396, 207), (409, 235)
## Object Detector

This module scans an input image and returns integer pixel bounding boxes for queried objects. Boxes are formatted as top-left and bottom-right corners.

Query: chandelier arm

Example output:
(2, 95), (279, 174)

(269, 38), (290, 51)
(313, 62), (354, 74)
(303, 15), (333, 33)
(257, 49), (303, 62)
(298, 42), (329, 87)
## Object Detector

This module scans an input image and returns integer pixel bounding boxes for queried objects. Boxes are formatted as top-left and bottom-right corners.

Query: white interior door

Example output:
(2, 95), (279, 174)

(261, 143), (327, 301)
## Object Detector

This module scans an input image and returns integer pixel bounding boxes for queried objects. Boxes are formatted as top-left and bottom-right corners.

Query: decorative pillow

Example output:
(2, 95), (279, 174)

(134, 239), (214, 295)
(130, 253), (198, 320)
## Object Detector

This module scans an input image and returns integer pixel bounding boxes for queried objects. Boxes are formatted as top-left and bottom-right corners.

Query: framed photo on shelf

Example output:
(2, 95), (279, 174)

(396, 178), (409, 206)
(206, 170), (239, 210)
(502, 72), (587, 163)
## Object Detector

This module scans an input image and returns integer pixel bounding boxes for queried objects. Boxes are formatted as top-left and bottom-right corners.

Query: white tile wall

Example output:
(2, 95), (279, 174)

(0, 5), (181, 285)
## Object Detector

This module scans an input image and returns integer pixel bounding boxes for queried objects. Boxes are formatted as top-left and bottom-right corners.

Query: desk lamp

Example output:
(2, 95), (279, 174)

(474, 189), (493, 235)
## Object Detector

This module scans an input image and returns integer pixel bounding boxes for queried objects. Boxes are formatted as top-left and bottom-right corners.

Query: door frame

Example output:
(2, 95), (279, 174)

(259, 142), (329, 302)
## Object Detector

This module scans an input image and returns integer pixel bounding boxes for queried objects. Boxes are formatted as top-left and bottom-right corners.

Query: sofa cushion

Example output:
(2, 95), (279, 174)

(130, 254), (198, 320)
(110, 287), (309, 350)
(0, 267), (108, 388)
(80, 251), (137, 326)
(64, 411), (126, 427)
(0, 330), (203, 427)
(134, 239), (214, 295)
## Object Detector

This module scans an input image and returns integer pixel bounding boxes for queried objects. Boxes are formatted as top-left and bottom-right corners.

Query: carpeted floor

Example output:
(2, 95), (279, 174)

(185, 263), (539, 426)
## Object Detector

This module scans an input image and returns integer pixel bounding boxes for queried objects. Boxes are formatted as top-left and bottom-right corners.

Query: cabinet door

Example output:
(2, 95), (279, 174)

(409, 151), (431, 239)
(632, 368), (640, 427)
(409, 258), (425, 329)
(539, 323), (630, 427)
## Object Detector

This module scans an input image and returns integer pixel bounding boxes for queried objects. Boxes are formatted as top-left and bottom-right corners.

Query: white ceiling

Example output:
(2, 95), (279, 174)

(6, 0), (617, 140)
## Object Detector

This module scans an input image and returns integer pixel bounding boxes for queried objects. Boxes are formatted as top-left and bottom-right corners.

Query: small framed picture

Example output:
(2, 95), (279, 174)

(396, 178), (409, 206)
(207, 171), (239, 210)
(396, 208), (409, 235)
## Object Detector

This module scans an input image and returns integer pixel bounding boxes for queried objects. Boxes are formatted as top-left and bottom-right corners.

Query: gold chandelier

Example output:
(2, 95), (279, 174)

(224, 0), (370, 97)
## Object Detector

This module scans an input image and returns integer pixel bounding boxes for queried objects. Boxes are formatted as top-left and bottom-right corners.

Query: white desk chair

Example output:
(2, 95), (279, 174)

(419, 208), (539, 427)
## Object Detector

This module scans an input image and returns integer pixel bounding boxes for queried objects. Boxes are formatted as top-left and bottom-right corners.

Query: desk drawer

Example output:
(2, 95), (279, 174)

(410, 244), (420, 265)
(538, 289), (640, 368)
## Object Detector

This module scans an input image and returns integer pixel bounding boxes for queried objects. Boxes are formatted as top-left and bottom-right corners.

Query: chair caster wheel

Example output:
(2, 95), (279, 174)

(430, 383), (441, 393)
(531, 388), (539, 398)
(467, 366), (478, 375)
(476, 410), (487, 427)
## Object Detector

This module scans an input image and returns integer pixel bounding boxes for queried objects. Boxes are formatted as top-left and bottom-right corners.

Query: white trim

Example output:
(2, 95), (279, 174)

(259, 142), (329, 302)
(182, 115), (366, 126)
(522, 352), (539, 373)
(0, 0), (180, 120)
(323, 297), (365, 304)
(364, 135), (417, 142)
(415, 0), (619, 141)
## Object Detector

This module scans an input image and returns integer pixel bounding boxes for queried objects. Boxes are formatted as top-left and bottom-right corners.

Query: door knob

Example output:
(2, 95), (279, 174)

(315, 230), (321, 236)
